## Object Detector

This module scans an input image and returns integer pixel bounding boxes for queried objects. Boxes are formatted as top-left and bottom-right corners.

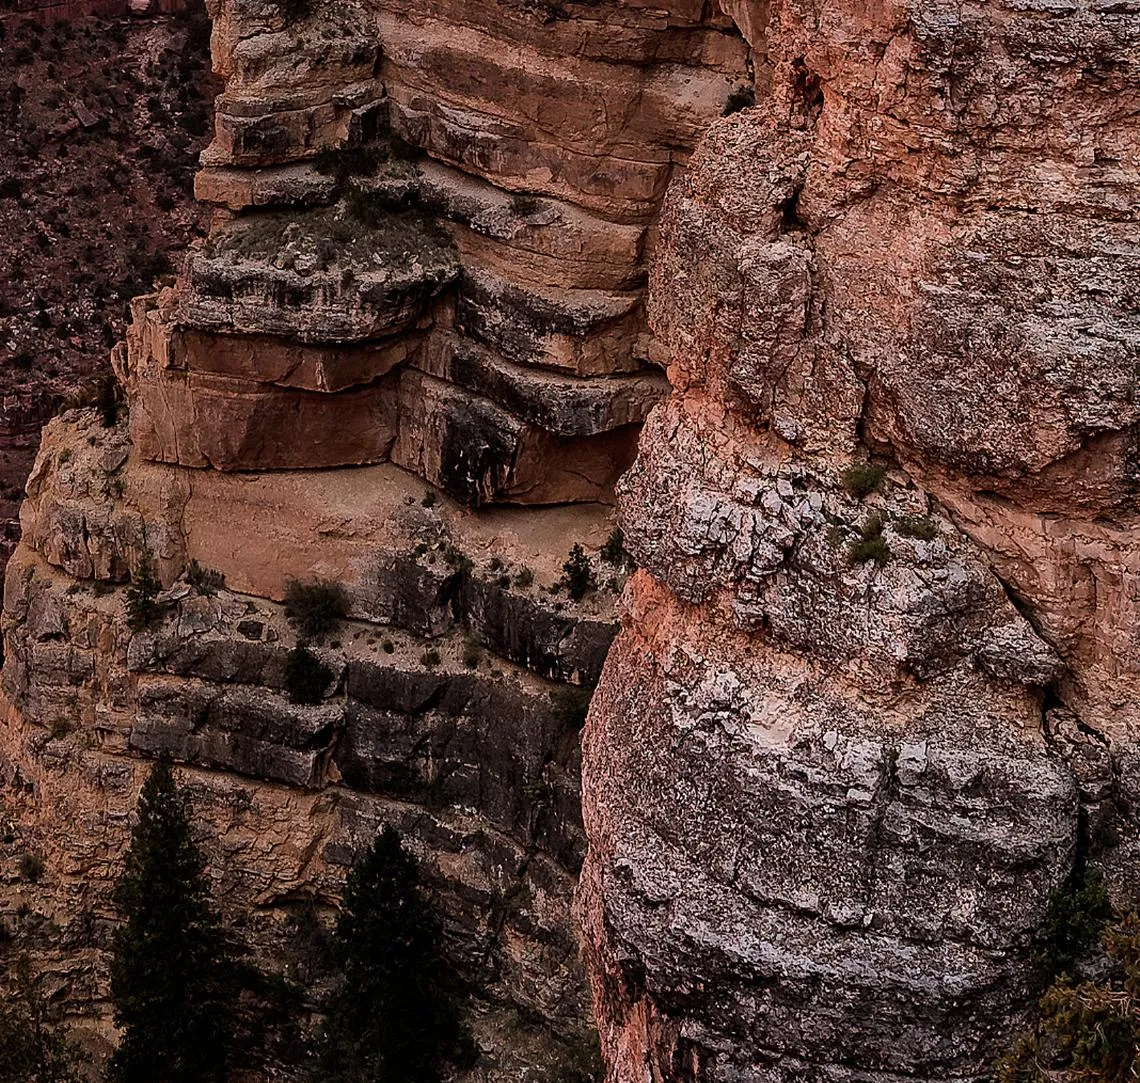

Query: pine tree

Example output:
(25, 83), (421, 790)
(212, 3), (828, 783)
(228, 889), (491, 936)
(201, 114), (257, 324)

(124, 551), (161, 630)
(0, 955), (85, 1083)
(108, 758), (233, 1083)
(315, 826), (470, 1083)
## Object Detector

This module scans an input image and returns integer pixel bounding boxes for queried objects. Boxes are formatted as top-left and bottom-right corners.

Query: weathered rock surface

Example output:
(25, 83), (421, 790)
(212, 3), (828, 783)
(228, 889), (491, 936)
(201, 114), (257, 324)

(134, 0), (751, 488)
(579, 0), (1140, 1080)
(13, 0), (735, 1074)
(2, 412), (626, 1073)
(8, 0), (1137, 1079)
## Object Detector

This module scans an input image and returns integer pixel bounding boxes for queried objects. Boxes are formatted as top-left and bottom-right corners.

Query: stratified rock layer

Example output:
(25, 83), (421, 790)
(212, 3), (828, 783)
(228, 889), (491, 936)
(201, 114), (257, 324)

(3, 411), (622, 1072)
(0, 0), (747, 1074)
(579, 1), (1140, 1080)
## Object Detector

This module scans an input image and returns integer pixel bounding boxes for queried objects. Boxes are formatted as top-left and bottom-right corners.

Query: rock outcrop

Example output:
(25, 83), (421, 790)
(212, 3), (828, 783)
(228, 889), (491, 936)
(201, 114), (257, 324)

(579, 1), (1140, 1080)
(0, 0), (748, 1075)
(6, 0), (1138, 1078)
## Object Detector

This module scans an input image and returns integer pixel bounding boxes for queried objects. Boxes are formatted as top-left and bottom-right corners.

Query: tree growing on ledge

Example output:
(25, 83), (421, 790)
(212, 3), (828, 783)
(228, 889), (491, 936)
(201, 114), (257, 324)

(0, 955), (86, 1083)
(314, 826), (472, 1083)
(124, 551), (161, 630)
(109, 758), (234, 1083)
(559, 543), (595, 602)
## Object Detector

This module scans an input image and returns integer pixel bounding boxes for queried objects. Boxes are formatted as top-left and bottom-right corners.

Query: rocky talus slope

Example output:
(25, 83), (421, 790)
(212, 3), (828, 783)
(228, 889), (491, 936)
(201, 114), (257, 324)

(578, 1), (1140, 1081)
(0, 0), (747, 1075)
(0, 11), (216, 581)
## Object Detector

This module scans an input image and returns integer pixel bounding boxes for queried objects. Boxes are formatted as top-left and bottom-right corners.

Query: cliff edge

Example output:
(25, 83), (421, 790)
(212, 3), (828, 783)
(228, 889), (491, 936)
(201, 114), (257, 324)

(579, 1), (1140, 1079)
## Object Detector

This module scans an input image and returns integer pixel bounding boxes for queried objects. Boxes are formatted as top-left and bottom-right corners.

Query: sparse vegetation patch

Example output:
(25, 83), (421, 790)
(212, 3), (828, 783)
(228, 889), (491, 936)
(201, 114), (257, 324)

(841, 460), (887, 500)
(847, 513), (891, 567)
(283, 579), (348, 639)
(894, 514), (937, 541)
(125, 551), (162, 630)
(186, 559), (225, 596)
(559, 544), (595, 601)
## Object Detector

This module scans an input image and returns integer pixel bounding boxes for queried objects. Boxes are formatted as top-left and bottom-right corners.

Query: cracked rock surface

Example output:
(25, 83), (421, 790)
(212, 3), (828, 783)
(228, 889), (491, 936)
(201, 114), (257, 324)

(578, 0), (1140, 1080)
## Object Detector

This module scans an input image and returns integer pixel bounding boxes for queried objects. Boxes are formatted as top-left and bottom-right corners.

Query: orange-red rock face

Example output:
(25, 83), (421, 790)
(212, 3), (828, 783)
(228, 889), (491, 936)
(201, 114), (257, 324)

(118, 0), (747, 503)
(0, 0), (747, 1076)
(6, 0), (1136, 1077)
(579, 1), (1140, 1080)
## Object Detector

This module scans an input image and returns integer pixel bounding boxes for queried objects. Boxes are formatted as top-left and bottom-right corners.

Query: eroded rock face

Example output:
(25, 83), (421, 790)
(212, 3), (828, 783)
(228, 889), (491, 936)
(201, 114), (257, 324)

(6, 0), (1137, 1077)
(0, 0), (747, 1073)
(106, 0), (750, 496)
(2, 411), (624, 1073)
(579, 1), (1140, 1080)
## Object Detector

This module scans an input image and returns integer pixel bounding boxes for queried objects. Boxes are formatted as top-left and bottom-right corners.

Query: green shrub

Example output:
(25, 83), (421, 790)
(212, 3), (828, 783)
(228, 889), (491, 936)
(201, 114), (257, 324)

(347, 187), (411, 227)
(998, 907), (1139, 1083)
(841, 460), (887, 500)
(313, 137), (416, 186)
(461, 638), (480, 670)
(283, 579), (348, 638)
(186, 560), (225, 596)
(442, 545), (472, 575)
(601, 528), (633, 568)
(285, 645), (333, 706)
(847, 513), (891, 567)
(420, 649), (441, 669)
(0, 955), (87, 1083)
(125, 552), (162, 630)
(19, 853), (43, 883)
(514, 567), (534, 589)
(509, 192), (540, 216)
(1040, 866), (1113, 978)
(559, 544), (594, 601)
(894, 514), (937, 541)
(314, 145), (384, 180)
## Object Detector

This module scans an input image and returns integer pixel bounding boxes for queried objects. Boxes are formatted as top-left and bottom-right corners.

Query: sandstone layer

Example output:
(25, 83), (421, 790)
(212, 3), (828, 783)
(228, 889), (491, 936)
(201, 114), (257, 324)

(0, 0), (750, 1075)
(4, 410), (619, 1073)
(578, 1), (1140, 1080)
(5, 0), (1135, 1078)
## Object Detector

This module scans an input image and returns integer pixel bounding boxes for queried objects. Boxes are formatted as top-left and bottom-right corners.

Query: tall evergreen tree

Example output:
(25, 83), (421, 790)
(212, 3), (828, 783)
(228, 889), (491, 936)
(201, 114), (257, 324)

(108, 757), (232, 1083)
(0, 955), (85, 1083)
(315, 826), (470, 1083)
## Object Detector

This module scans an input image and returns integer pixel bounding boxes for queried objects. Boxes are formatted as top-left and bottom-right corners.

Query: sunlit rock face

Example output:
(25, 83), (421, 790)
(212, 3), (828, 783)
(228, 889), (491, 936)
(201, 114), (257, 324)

(578, 1), (1140, 1080)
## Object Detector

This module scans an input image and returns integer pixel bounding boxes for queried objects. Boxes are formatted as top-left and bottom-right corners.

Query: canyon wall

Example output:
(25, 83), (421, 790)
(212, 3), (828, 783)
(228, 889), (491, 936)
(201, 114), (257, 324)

(0, 0), (747, 1076)
(0, 12), (216, 583)
(3, 0), (1137, 1079)
(578, 1), (1140, 1080)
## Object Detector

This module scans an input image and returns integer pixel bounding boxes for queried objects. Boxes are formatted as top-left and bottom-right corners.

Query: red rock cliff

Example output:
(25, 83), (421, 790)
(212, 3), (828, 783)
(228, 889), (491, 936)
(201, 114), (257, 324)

(578, 1), (1140, 1079)
(0, 0), (747, 1074)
